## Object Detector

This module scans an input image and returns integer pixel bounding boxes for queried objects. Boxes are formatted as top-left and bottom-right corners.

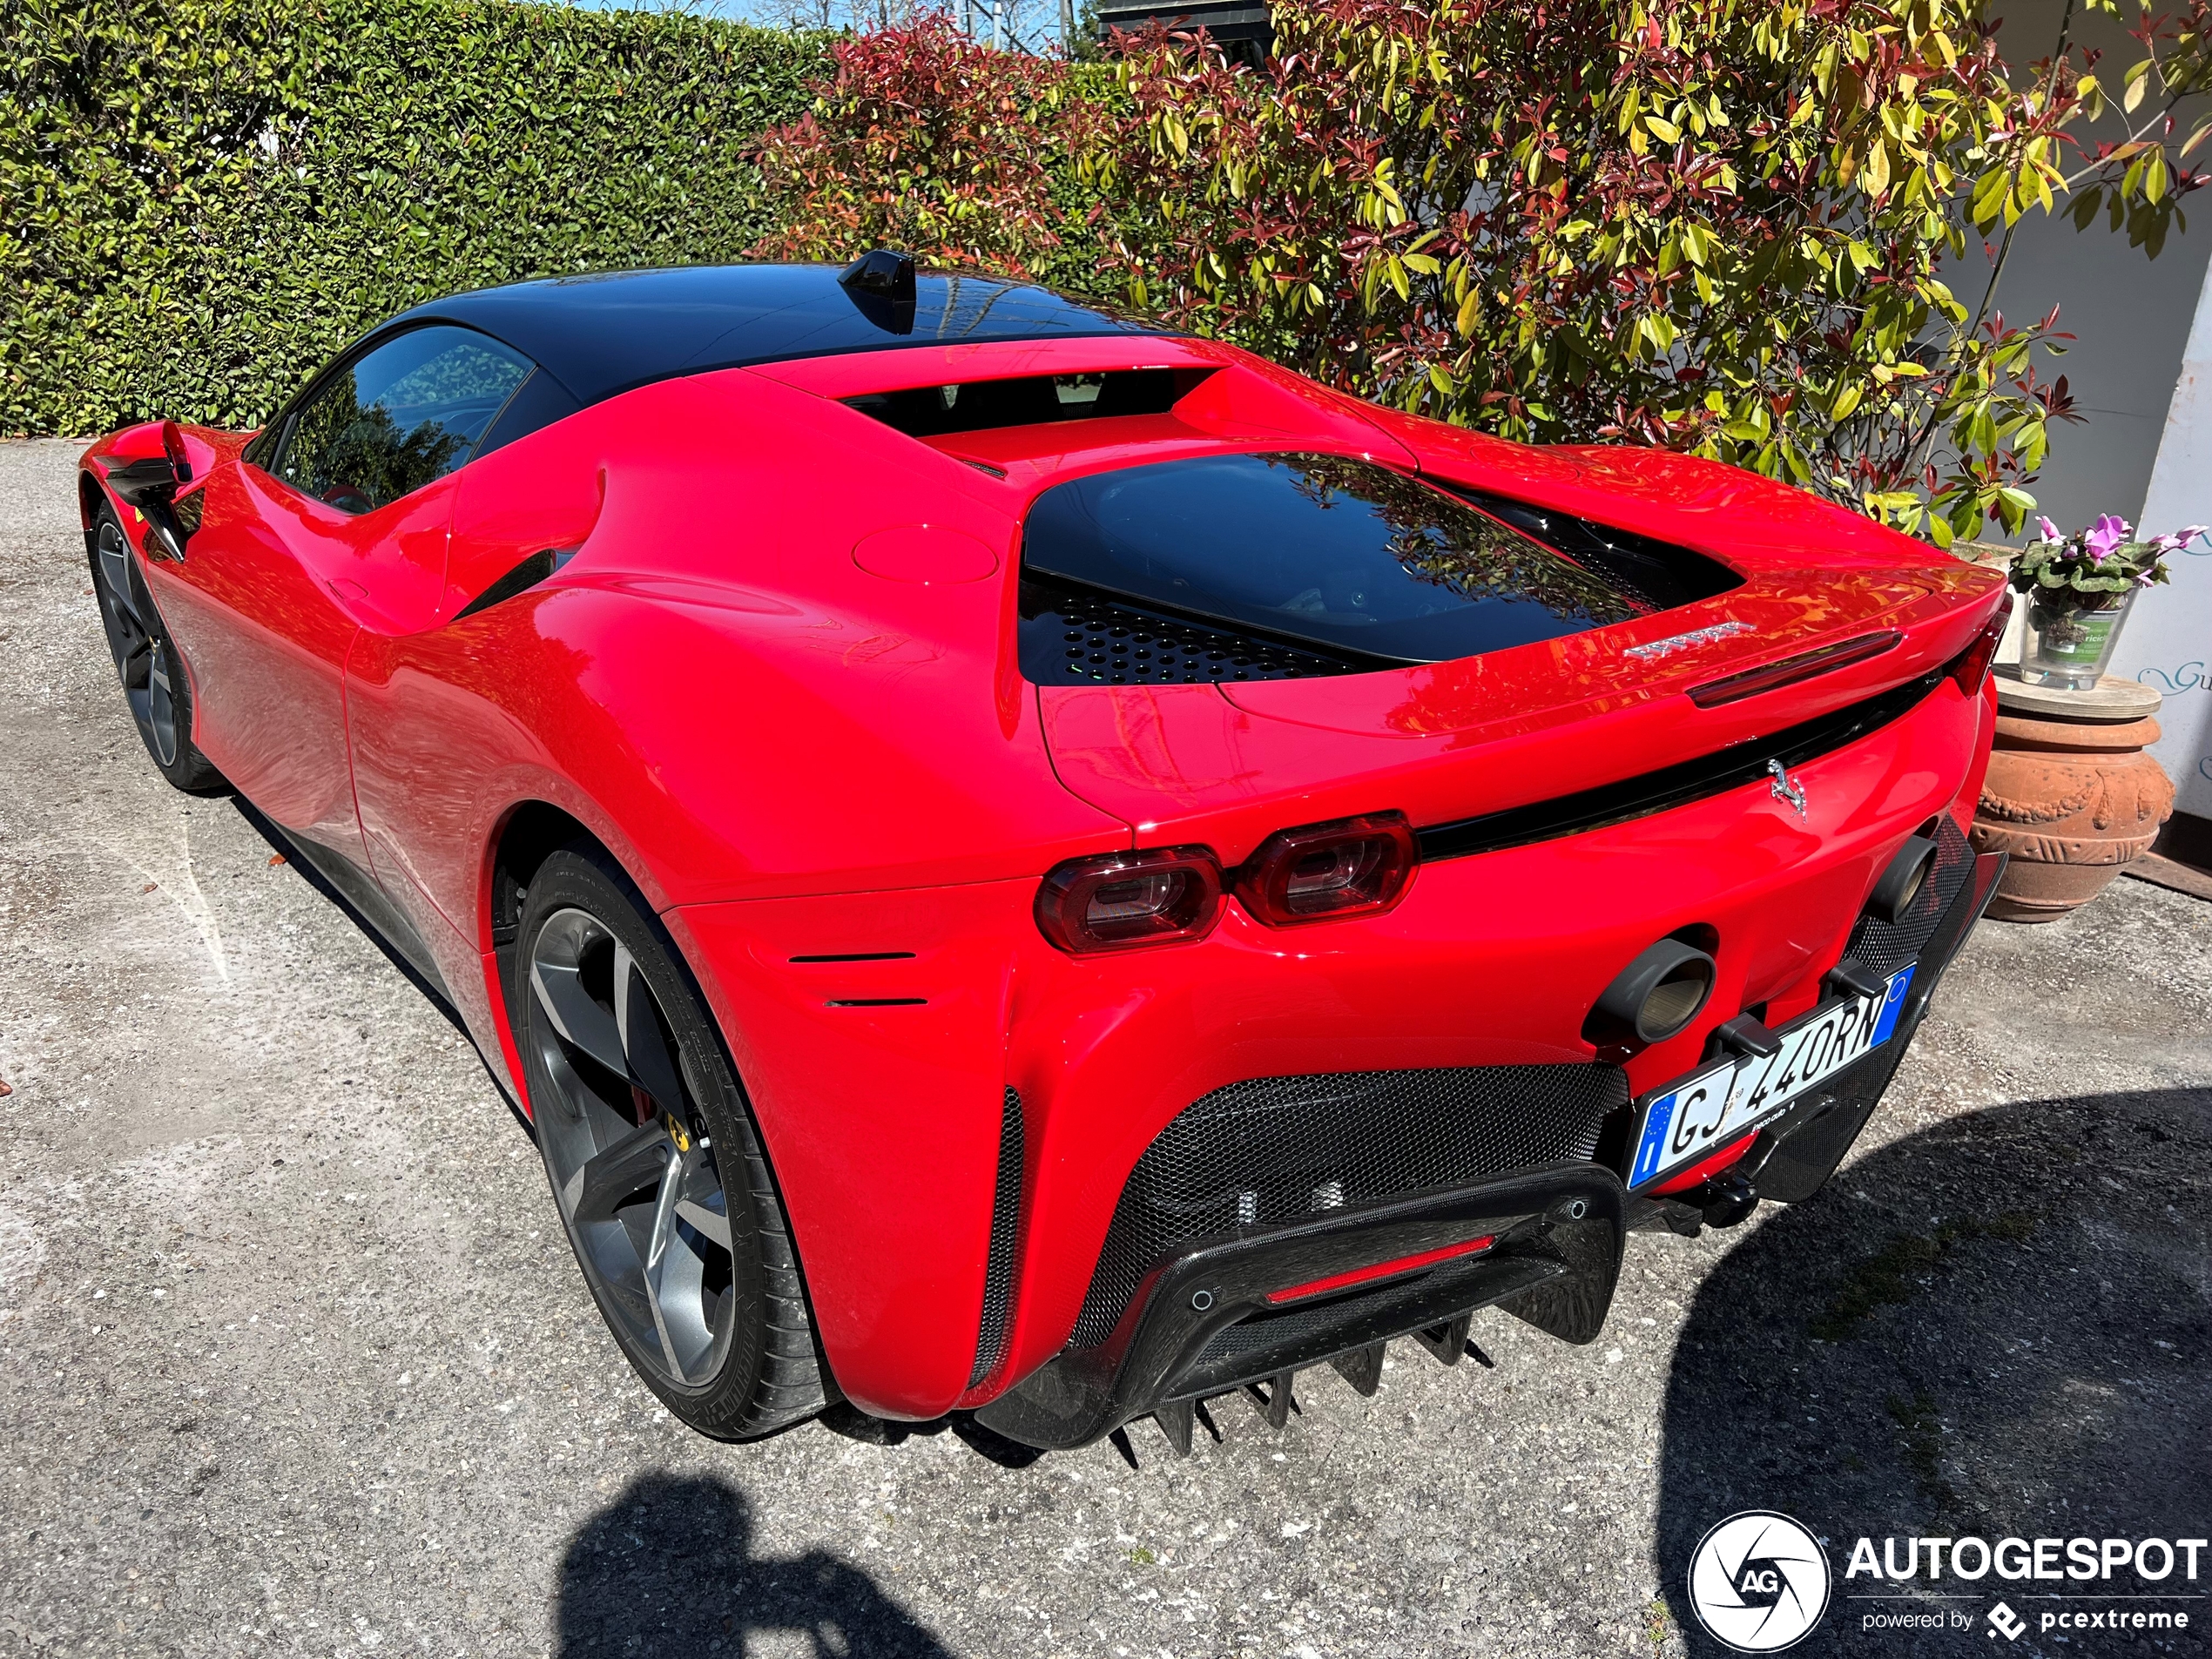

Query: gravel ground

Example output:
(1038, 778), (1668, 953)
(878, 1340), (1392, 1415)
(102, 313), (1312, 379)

(2, 435), (2207, 1659)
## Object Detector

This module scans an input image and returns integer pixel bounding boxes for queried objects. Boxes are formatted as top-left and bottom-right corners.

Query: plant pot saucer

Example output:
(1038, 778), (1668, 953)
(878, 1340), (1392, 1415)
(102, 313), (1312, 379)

(1992, 666), (2162, 723)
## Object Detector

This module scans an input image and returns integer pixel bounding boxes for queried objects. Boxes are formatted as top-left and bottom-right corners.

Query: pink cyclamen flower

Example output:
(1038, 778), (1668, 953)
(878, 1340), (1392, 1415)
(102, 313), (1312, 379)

(2036, 516), (2062, 543)
(2084, 514), (2132, 563)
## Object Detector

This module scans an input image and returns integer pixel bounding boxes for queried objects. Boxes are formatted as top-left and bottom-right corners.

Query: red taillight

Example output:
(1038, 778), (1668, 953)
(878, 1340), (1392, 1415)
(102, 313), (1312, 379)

(1233, 812), (1418, 927)
(1035, 846), (1224, 954)
(1945, 593), (2013, 698)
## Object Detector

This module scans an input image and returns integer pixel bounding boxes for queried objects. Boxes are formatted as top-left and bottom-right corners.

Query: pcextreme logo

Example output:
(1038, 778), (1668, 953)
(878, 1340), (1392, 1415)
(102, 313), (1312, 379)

(1687, 1511), (1833, 1653)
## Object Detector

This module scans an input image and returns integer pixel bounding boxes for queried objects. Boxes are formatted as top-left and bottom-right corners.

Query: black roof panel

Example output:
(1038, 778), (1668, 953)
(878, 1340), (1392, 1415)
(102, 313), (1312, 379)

(385, 263), (1172, 408)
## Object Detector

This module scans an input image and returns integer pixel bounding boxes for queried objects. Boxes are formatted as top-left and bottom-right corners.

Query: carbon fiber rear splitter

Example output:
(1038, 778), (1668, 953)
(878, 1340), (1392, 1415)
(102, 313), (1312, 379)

(974, 1163), (1624, 1453)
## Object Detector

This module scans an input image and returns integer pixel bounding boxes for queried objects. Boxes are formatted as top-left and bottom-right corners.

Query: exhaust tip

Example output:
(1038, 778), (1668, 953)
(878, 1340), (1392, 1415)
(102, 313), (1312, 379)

(1867, 835), (1939, 926)
(1588, 937), (1717, 1046)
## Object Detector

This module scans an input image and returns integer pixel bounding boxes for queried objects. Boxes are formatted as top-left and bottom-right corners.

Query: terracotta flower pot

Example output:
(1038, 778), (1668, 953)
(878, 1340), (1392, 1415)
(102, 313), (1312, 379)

(1973, 704), (2175, 922)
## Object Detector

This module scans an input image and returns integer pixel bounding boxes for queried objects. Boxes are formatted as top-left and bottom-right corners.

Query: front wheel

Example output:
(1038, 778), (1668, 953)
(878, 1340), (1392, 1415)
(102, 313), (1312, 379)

(87, 502), (224, 792)
(516, 846), (829, 1438)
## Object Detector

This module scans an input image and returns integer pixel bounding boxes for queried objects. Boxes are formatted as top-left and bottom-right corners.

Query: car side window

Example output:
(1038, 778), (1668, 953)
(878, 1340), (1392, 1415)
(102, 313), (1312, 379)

(275, 327), (533, 515)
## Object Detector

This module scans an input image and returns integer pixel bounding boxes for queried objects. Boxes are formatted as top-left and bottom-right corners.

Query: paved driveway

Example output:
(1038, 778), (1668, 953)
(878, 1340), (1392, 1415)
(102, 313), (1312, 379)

(3, 437), (2208, 1658)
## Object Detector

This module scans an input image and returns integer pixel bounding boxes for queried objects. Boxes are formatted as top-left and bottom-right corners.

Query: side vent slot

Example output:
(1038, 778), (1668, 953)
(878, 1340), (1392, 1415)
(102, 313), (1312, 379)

(970, 1088), (1027, 1388)
(455, 547), (577, 623)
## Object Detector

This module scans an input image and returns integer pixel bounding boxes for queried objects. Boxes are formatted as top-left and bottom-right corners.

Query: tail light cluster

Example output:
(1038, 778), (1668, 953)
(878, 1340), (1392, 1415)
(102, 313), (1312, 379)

(1033, 846), (1224, 954)
(1945, 593), (2013, 698)
(1035, 812), (1417, 954)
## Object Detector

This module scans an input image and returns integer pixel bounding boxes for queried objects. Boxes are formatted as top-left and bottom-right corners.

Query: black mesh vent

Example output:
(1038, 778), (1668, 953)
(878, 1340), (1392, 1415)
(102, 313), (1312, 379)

(970, 1089), (1027, 1387)
(1018, 577), (1372, 685)
(845, 368), (1198, 437)
(1070, 1064), (1623, 1348)
(1842, 813), (1974, 977)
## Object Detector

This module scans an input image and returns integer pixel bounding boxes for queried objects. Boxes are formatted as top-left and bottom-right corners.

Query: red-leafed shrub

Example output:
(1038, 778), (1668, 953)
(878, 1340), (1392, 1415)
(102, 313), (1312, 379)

(1088, 0), (2090, 544)
(752, 13), (1102, 280)
(756, 3), (2211, 542)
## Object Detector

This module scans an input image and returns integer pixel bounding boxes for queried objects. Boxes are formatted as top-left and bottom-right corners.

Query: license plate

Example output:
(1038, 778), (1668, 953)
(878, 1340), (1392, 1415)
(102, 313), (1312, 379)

(1627, 962), (1917, 1192)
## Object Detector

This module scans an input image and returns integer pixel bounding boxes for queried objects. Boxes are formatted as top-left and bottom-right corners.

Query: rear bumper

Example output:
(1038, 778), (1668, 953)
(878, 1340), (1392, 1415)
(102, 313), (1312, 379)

(975, 1163), (1623, 1449)
(671, 675), (1990, 1420)
(978, 843), (2004, 1450)
(1707, 843), (2006, 1210)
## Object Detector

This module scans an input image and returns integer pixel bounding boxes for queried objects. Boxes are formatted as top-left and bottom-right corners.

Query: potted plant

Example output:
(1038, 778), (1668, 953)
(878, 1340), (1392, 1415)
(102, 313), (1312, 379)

(2009, 516), (2199, 689)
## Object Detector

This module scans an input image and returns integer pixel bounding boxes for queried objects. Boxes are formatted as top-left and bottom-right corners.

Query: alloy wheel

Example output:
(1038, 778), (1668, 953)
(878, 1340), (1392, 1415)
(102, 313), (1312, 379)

(91, 516), (180, 766)
(528, 906), (737, 1389)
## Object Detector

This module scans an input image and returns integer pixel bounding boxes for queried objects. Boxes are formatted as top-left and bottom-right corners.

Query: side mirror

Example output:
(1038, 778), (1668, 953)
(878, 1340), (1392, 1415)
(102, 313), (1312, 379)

(93, 420), (193, 505)
(161, 418), (193, 485)
(92, 421), (198, 560)
(94, 453), (185, 508)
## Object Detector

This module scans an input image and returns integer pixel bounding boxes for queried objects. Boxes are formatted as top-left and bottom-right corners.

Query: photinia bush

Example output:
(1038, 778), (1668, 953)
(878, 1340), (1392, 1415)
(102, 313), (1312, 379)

(752, 13), (1105, 280)
(1097, 3), (2016, 544)
(756, 3), (2211, 543)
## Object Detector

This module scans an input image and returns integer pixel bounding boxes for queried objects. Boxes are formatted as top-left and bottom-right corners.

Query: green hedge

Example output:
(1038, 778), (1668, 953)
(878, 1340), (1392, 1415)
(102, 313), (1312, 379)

(1, 0), (826, 435)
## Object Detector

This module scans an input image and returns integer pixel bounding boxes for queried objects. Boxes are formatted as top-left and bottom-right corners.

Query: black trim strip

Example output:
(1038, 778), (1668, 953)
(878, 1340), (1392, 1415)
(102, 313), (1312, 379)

(273, 826), (454, 1001)
(1417, 670), (1946, 863)
(1687, 630), (1902, 708)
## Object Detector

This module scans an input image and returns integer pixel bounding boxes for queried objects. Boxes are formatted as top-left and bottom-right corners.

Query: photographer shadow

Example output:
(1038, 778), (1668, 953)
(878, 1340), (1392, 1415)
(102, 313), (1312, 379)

(555, 1472), (954, 1658)
(1655, 1087), (2211, 1656)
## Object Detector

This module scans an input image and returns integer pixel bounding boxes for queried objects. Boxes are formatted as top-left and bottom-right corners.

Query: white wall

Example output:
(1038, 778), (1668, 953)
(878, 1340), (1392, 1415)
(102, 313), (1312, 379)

(1974, 2), (2212, 537)
(2114, 254), (2212, 818)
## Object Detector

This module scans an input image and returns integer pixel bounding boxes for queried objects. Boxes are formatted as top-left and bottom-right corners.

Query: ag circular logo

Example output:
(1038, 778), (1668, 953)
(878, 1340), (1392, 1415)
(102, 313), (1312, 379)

(1686, 1511), (1832, 1652)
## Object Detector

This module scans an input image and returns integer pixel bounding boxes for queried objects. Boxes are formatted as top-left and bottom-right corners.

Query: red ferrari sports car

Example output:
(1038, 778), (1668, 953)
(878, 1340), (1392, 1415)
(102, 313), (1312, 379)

(81, 253), (2009, 1452)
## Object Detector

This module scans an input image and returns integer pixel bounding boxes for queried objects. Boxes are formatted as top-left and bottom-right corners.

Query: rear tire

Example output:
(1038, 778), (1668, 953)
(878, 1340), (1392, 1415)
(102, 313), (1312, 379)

(87, 500), (225, 792)
(516, 845), (828, 1438)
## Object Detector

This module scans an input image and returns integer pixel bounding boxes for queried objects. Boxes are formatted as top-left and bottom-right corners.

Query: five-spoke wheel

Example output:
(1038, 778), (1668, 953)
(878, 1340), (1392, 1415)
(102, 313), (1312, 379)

(87, 502), (221, 791)
(516, 847), (826, 1435)
(529, 904), (738, 1387)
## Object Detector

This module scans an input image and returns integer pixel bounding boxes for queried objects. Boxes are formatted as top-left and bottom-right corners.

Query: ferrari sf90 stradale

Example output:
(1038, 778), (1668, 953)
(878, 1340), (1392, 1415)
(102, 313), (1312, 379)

(81, 253), (2008, 1450)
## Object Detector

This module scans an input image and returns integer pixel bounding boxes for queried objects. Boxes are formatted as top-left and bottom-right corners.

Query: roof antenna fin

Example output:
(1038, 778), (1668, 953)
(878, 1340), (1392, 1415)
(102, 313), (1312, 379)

(838, 249), (917, 335)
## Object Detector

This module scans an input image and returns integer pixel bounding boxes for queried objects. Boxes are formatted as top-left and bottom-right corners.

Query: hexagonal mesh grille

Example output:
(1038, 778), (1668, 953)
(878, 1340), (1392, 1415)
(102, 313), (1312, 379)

(1019, 580), (1355, 685)
(1842, 813), (1973, 977)
(1070, 1064), (1624, 1349)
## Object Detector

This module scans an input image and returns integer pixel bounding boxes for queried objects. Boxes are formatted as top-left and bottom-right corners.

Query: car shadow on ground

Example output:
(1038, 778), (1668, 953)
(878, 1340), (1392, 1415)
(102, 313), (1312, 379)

(555, 1472), (956, 1657)
(225, 794), (473, 1036)
(1656, 1087), (2212, 1656)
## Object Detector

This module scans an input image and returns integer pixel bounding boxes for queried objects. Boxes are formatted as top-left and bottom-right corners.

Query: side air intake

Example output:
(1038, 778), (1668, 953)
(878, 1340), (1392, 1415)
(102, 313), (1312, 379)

(969, 1088), (1027, 1387)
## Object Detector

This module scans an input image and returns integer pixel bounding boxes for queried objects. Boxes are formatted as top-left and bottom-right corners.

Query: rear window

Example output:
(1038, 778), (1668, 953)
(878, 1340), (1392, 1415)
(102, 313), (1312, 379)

(1021, 452), (1666, 679)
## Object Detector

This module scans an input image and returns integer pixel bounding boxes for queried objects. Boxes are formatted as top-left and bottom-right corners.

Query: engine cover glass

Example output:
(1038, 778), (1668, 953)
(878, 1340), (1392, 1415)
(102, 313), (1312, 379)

(1022, 451), (1656, 667)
